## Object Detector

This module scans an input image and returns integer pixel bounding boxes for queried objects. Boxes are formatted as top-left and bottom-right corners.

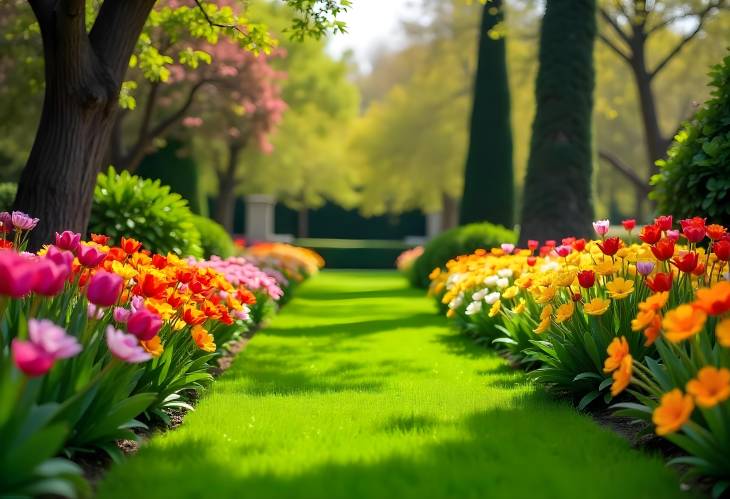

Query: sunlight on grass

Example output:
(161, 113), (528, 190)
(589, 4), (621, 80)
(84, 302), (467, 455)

(98, 271), (694, 499)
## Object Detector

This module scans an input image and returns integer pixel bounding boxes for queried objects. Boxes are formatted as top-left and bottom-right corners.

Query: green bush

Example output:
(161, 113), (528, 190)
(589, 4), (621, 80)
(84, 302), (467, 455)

(410, 222), (516, 289)
(193, 215), (235, 258)
(90, 167), (203, 257)
(651, 51), (730, 224)
(0, 182), (17, 212)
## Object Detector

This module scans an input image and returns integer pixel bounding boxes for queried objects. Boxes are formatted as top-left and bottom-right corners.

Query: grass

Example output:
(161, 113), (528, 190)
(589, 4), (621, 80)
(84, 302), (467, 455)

(98, 271), (694, 499)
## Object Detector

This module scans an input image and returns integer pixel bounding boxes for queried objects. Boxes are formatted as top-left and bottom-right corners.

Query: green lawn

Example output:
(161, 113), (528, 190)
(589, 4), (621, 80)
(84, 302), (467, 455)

(98, 271), (693, 499)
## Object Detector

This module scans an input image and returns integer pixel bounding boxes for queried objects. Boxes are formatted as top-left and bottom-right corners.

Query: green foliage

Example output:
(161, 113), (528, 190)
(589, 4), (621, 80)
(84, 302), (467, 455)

(651, 51), (730, 224)
(518, 0), (596, 242)
(410, 223), (516, 288)
(193, 215), (235, 258)
(460, 0), (514, 227)
(90, 167), (202, 257)
(0, 182), (17, 211)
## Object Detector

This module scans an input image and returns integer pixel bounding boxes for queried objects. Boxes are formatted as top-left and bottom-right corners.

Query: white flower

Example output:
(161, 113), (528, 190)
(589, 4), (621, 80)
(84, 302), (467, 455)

(447, 273), (465, 286)
(483, 275), (499, 287)
(497, 268), (513, 278)
(484, 291), (501, 305)
(465, 301), (482, 315)
(472, 288), (488, 301)
(496, 278), (509, 289)
(449, 294), (464, 309)
(540, 261), (560, 272)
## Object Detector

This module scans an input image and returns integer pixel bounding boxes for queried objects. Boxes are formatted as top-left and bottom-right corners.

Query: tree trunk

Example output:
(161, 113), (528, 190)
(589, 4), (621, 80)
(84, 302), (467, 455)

(214, 142), (241, 232)
(459, 0), (514, 227)
(519, 0), (597, 245)
(297, 207), (309, 238)
(630, 44), (666, 177)
(13, 0), (156, 250)
(441, 194), (459, 231)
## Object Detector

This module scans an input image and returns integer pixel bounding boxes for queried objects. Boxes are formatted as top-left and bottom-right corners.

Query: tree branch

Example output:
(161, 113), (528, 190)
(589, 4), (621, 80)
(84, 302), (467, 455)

(599, 6), (632, 43)
(598, 33), (632, 64)
(598, 150), (651, 194)
(192, 0), (247, 38)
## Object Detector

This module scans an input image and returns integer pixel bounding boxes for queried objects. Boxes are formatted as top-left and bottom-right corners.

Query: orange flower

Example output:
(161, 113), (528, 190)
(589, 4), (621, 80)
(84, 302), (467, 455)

(652, 389), (694, 436)
(604, 336), (630, 373)
(191, 325), (216, 352)
(643, 314), (662, 346)
(140, 335), (164, 358)
(662, 304), (707, 343)
(717, 318), (730, 348)
(611, 355), (632, 396)
(686, 366), (730, 408)
(182, 305), (207, 326)
(631, 309), (656, 332)
(707, 224), (727, 240)
(134, 273), (169, 299)
(638, 291), (669, 312)
(120, 236), (143, 254)
(693, 281), (730, 316)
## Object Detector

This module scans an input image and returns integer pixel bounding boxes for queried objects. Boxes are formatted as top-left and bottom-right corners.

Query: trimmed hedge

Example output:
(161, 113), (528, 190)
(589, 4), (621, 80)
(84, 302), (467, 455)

(409, 222), (517, 288)
(0, 182), (17, 212)
(193, 215), (235, 258)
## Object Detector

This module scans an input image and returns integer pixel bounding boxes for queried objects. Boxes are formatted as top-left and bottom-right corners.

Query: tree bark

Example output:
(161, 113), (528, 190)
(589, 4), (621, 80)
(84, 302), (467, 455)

(297, 207), (309, 238)
(13, 0), (156, 250)
(214, 142), (242, 232)
(441, 194), (459, 231)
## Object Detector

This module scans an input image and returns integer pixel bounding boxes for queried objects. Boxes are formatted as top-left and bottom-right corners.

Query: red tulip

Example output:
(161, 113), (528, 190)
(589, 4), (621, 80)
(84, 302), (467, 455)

(650, 238), (675, 261)
(527, 240), (539, 251)
(526, 256), (537, 267)
(577, 270), (595, 288)
(682, 224), (706, 243)
(597, 237), (622, 256)
(639, 224), (662, 244)
(87, 270), (123, 307)
(572, 239), (586, 252)
(91, 233), (110, 245)
(647, 272), (673, 292)
(654, 215), (673, 231)
(120, 237), (143, 255)
(714, 240), (730, 261)
(622, 219), (636, 231)
(673, 252), (699, 273)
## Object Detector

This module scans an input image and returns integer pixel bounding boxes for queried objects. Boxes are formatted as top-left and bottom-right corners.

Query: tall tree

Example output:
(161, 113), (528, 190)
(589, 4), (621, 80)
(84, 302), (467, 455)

(10, 0), (350, 249)
(459, 0), (514, 228)
(519, 0), (597, 243)
(597, 0), (727, 180)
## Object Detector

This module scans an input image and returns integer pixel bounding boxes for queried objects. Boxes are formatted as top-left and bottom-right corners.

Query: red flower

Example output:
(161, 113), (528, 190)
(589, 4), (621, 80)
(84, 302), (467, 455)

(714, 240), (730, 262)
(133, 273), (168, 299)
(176, 269), (194, 284)
(692, 262), (706, 276)
(706, 224), (727, 241)
(572, 239), (586, 252)
(527, 240), (539, 251)
(682, 225), (706, 243)
(673, 252), (699, 273)
(577, 270), (595, 288)
(597, 237), (622, 256)
(526, 256), (537, 266)
(639, 224), (662, 244)
(120, 237), (143, 255)
(650, 238), (675, 261)
(151, 254), (168, 269)
(555, 245), (571, 257)
(561, 237), (576, 246)
(91, 233), (110, 245)
(167, 291), (185, 309)
(622, 219), (636, 231)
(647, 272), (673, 292)
(0, 240), (12, 250)
(545, 240), (557, 248)
(655, 215), (673, 231)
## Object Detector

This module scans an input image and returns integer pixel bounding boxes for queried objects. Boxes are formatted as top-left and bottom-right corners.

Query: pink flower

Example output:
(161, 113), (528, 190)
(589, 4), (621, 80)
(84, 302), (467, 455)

(500, 243), (515, 254)
(106, 326), (152, 363)
(636, 260), (655, 276)
(31, 258), (70, 296)
(554, 245), (572, 257)
(667, 229), (680, 242)
(0, 211), (12, 229)
(28, 318), (81, 359)
(77, 244), (107, 267)
(45, 245), (74, 272)
(55, 231), (81, 252)
(113, 307), (131, 324)
(11, 340), (54, 377)
(592, 219), (610, 237)
(0, 250), (38, 298)
(88, 303), (105, 320)
(127, 308), (162, 341)
(86, 271), (123, 307)
(11, 211), (39, 231)
(131, 295), (145, 312)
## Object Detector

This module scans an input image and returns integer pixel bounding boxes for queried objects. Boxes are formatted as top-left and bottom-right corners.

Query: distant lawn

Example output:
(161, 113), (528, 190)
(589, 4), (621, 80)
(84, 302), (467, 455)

(98, 271), (694, 499)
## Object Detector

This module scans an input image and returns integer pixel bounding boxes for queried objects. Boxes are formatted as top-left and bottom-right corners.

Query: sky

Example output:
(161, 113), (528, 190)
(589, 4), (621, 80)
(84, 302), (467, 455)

(326, 0), (420, 73)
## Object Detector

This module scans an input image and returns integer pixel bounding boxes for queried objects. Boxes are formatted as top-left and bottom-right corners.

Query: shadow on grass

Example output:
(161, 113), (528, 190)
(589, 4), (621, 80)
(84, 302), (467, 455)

(262, 313), (441, 338)
(302, 288), (423, 301)
(103, 392), (688, 499)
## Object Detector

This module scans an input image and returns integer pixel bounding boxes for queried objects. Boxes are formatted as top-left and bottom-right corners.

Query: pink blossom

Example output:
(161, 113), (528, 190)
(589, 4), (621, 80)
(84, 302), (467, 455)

(86, 271), (123, 307)
(11, 340), (54, 377)
(113, 307), (131, 324)
(106, 326), (152, 363)
(28, 318), (82, 359)
(500, 243), (515, 254)
(77, 244), (107, 267)
(0, 250), (38, 298)
(592, 219), (610, 237)
(127, 308), (162, 341)
(667, 229), (680, 242)
(11, 211), (39, 231)
(46, 245), (74, 272)
(31, 258), (70, 296)
(55, 231), (81, 252)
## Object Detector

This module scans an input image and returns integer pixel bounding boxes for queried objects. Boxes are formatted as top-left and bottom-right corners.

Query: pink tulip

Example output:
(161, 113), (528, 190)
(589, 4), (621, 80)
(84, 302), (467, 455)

(0, 250), (38, 298)
(28, 318), (81, 359)
(11, 211), (39, 231)
(31, 258), (70, 296)
(106, 326), (151, 363)
(87, 303), (105, 320)
(86, 270), (123, 307)
(55, 231), (81, 252)
(45, 245), (74, 272)
(127, 308), (162, 341)
(666, 229), (680, 242)
(0, 211), (11, 229)
(113, 307), (131, 324)
(500, 243), (515, 254)
(11, 340), (54, 377)
(592, 219), (610, 237)
(77, 244), (107, 267)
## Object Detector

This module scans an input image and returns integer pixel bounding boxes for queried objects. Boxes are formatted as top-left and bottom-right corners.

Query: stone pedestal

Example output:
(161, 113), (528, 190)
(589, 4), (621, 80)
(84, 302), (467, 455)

(245, 194), (275, 242)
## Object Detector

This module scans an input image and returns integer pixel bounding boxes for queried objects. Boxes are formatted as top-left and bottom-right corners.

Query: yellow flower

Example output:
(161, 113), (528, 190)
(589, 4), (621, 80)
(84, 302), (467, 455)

(555, 302), (574, 323)
(553, 270), (576, 287)
(604, 336), (629, 373)
(716, 318), (730, 348)
(514, 299), (526, 314)
(662, 305), (707, 343)
(140, 335), (164, 358)
(488, 300), (501, 318)
(605, 277), (634, 300)
(514, 275), (533, 289)
(446, 309), (456, 318)
(191, 325), (216, 353)
(502, 286), (519, 300)
(534, 316), (551, 334)
(652, 389), (694, 436)
(594, 259), (616, 276)
(111, 260), (138, 280)
(583, 297), (611, 316)
(534, 285), (557, 304)
(540, 304), (553, 321)
(611, 355), (632, 396)
(686, 366), (730, 408)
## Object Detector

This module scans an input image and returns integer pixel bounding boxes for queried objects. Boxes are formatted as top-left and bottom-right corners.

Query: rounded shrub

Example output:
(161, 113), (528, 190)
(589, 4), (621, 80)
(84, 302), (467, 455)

(651, 52), (730, 224)
(193, 215), (235, 258)
(0, 182), (17, 212)
(410, 222), (516, 288)
(90, 166), (203, 257)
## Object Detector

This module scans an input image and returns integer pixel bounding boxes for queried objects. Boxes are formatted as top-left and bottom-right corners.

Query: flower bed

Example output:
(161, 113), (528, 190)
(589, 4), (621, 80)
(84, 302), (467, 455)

(0, 211), (322, 498)
(429, 216), (730, 491)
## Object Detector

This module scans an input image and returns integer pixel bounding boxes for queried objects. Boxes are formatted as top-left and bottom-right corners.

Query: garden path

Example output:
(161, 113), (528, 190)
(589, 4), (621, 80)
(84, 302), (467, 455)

(98, 271), (691, 499)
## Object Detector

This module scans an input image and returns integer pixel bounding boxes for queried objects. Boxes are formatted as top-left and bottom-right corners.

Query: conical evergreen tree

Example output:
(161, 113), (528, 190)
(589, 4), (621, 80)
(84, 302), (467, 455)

(518, 0), (596, 244)
(459, 0), (514, 227)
